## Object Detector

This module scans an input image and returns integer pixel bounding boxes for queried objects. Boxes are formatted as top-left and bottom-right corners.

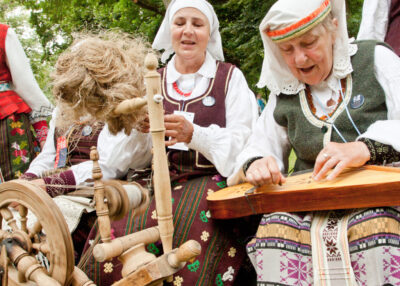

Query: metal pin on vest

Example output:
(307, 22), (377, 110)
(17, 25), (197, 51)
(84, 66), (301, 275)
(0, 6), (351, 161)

(350, 94), (365, 109)
(202, 96), (216, 107)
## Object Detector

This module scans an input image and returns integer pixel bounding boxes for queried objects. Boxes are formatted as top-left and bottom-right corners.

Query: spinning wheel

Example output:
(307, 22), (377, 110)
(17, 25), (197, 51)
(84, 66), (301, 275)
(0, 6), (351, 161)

(0, 180), (75, 285)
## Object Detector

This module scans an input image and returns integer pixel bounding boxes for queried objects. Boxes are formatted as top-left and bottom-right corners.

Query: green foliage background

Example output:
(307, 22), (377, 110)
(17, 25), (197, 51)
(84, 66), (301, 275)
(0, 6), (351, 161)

(0, 0), (364, 100)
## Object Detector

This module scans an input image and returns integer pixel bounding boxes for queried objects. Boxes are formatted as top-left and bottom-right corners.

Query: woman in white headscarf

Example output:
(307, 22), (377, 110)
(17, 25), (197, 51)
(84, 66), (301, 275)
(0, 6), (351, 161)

(79, 1), (259, 285)
(228, 0), (400, 284)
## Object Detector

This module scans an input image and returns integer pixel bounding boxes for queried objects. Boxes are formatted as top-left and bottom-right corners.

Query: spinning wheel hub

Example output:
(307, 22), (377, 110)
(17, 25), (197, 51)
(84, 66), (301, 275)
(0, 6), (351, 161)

(11, 230), (32, 253)
(0, 180), (75, 285)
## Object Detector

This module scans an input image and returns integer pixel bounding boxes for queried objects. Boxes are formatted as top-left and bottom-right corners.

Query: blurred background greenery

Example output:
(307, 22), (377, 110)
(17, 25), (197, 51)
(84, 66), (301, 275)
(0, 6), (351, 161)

(0, 0), (364, 103)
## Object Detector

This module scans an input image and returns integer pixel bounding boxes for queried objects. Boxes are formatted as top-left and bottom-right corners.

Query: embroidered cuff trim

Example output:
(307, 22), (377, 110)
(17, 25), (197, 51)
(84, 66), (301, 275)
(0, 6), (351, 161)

(358, 138), (400, 165)
(42, 170), (76, 197)
(243, 156), (263, 176)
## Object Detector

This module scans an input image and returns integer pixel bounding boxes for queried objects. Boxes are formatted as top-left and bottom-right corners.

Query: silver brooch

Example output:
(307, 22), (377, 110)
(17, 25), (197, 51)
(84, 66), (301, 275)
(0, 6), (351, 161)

(82, 125), (93, 136)
(202, 96), (216, 107)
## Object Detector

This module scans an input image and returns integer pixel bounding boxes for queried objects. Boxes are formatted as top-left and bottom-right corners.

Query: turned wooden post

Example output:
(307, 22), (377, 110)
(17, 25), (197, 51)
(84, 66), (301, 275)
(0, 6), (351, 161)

(144, 54), (174, 255)
(93, 226), (160, 262)
(90, 147), (111, 243)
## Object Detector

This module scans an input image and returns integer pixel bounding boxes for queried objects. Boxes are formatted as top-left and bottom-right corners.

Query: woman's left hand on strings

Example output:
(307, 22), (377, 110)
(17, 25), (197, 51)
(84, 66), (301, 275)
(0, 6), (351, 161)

(164, 114), (194, 146)
(313, 141), (370, 181)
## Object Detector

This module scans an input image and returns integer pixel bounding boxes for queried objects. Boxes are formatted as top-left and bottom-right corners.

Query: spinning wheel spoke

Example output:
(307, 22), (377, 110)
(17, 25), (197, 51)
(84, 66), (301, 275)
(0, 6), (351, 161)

(29, 221), (42, 240)
(1, 244), (8, 286)
(18, 205), (28, 233)
(0, 207), (19, 232)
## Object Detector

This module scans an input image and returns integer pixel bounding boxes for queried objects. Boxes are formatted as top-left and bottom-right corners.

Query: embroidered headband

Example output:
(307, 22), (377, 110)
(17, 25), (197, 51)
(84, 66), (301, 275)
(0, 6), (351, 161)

(266, 0), (331, 43)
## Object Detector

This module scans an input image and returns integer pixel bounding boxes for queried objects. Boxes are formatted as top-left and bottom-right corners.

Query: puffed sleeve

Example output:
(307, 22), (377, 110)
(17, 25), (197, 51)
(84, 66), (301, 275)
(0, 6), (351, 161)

(227, 93), (292, 186)
(5, 28), (53, 123)
(357, 0), (391, 42)
(71, 126), (153, 185)
(187, 67), (258, 177)
(357, 45), (400, 151)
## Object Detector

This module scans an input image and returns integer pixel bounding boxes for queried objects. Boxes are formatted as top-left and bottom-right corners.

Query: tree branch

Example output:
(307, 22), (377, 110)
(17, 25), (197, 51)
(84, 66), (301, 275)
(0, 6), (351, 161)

(134, 0), (164, 15)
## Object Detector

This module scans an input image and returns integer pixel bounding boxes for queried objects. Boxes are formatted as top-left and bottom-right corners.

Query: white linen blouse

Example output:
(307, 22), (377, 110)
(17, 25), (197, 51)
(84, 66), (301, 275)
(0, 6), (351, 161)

(163, 52), (258, 177)
(5, 28), (52, 122)
(26, 109), (153, 185)
(28, 52), (258, 183)
(228, 45), (400, 185)
(357, 0), (391, 42)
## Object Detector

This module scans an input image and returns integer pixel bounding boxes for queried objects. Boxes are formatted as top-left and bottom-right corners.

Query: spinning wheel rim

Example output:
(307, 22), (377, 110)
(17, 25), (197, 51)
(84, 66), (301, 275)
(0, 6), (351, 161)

(0, 180), (75, 285)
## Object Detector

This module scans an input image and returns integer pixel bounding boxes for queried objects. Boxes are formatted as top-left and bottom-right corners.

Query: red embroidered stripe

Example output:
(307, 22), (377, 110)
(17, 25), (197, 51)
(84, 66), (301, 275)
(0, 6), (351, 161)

(266, 0), (331, 41)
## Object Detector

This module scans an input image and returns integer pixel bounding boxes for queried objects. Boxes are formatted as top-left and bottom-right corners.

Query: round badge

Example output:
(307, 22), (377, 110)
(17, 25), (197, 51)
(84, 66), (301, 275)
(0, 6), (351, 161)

(350, 94), (365, 109)
(202, 96), (216, 107)
(82, 125), (93, 136)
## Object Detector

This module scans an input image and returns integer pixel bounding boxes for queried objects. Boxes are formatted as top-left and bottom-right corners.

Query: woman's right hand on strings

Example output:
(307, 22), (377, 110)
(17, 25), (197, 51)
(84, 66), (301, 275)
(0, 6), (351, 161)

(245, 156), (286, 187)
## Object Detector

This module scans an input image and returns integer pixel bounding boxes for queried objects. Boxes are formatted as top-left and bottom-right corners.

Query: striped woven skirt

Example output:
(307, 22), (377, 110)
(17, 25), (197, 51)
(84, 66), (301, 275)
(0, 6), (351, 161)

(247, 207), (400, 286)
(79, 173), (259, 286)
(0, 113), (37, 181)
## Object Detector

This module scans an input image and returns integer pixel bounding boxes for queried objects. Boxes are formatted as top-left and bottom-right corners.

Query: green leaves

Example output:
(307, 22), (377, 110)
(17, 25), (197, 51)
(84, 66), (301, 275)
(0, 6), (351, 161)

(2, 0), (364, 101)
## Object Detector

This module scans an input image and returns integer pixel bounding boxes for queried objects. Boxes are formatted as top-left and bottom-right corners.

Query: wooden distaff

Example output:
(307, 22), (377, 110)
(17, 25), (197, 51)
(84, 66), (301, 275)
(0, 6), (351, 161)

(207, 165), (400, 219)
(144, 54), (174, 255)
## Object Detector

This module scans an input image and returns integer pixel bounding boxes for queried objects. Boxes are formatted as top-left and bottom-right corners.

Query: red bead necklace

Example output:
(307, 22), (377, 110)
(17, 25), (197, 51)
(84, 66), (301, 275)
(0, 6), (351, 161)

(305, 78), (346, 121)
(173, 82), (192, 97)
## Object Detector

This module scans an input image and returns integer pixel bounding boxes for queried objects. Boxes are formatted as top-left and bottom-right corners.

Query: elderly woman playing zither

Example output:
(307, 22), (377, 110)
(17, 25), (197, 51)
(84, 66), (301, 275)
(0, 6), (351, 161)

(228, 0), (400, 284)
(78, 0), (259, 285)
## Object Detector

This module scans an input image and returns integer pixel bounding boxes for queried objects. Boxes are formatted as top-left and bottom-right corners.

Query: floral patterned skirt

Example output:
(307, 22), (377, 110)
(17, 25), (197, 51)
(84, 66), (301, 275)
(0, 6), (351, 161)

(78, 172), (259, 286)
(0, 113), (37, 181)
(247, 207), (400, 286)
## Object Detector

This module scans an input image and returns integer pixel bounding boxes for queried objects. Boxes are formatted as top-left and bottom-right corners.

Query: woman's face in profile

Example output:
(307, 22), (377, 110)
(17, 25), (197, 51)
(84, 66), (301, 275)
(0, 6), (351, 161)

(171, 7), (210, 62)
(276, 23), (336, 86)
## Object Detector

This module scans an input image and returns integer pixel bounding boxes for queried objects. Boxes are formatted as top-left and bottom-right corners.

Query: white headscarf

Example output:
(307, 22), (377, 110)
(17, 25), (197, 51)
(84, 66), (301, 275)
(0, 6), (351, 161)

(152, 0), (224, 63)
(257, 0), (356, 94)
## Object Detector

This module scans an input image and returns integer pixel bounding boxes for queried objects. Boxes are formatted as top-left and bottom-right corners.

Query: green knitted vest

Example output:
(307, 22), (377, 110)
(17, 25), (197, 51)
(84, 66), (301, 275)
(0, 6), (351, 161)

(274, 40), (388, 172)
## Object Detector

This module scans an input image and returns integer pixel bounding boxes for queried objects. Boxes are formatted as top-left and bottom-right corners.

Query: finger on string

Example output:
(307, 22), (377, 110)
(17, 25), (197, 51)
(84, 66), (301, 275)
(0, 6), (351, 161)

(256, 167), (272, 186)
(247, 171), (267, 187)
(327, 161), (346, 181)
(279, 173), (287, 185)
(313, 151), (328, 177)
(266, 158), (282, 185)
(313, 157), (339, 181)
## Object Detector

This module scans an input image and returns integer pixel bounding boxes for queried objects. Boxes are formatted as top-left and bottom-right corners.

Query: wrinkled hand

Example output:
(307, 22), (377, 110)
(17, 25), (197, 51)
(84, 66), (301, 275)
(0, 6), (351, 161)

(313, 141), (370, 181)
(164, 114), (194, 146)
(245, 156), (286, 187)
